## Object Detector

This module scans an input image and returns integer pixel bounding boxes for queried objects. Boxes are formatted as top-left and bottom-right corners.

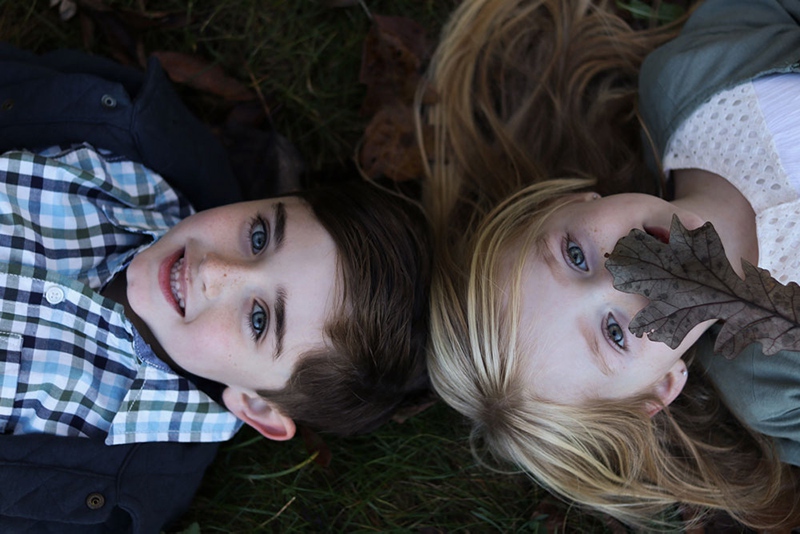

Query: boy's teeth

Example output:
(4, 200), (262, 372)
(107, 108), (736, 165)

(170, 257), (185, 310)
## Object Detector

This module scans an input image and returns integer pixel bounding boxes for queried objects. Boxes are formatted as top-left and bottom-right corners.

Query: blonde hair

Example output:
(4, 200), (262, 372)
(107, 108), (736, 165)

(430, 181), (795, 528)
(420, 0), (673, 244)
(423, 0), (800, 529)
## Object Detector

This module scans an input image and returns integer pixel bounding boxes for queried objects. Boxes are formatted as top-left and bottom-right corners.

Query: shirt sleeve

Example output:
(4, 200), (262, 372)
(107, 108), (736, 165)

(639, 0), (800, 167)
(696, 331), (800, 467)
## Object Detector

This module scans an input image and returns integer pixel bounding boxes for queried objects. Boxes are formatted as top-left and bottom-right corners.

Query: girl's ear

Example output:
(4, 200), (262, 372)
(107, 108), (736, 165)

(567, 191), (600, 203)
(222, 387), (296, 441)
(647, 359), (689, 417)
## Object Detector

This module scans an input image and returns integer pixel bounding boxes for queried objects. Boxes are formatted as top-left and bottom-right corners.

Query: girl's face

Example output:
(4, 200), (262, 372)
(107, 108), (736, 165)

(511, 192), (714, 409)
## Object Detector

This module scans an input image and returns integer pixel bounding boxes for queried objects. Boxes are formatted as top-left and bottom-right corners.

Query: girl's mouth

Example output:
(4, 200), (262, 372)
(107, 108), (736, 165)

(644, 226), (670, 244)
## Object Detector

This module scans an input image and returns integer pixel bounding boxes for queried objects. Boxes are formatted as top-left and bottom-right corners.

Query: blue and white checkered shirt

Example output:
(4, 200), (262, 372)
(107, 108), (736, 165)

(0, 144), (242, 445)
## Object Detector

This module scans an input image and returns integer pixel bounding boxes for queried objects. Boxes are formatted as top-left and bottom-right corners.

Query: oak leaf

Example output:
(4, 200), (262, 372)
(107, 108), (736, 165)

(151, 51), (256, 102)
(359, 104), (433, 182)
(357, 14), (438, 182)
(605, 215), (800, 359)
(359, 14), (431, 116)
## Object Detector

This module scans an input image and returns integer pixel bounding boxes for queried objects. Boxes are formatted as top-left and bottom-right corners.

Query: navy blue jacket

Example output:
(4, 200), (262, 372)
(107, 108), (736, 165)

(0, 44), (241, 533)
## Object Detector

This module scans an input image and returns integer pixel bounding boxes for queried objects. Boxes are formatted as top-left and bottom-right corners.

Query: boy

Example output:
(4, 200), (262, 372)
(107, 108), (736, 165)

(0, 45), (431, 532)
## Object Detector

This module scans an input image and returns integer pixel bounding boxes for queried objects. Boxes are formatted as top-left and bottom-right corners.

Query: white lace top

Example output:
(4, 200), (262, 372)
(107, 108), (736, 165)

(663, 75), (800, 283)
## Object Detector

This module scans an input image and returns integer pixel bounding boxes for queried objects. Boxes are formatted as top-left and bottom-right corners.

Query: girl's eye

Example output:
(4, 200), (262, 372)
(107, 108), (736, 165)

(606, 315), (625, 349)
(565, 238), (588, 271)
(249, 216), (269, 254)
(250, 302), (268, 341)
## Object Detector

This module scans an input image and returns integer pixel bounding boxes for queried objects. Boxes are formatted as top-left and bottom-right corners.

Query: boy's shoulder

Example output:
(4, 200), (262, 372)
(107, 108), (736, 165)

(0, 433), (219, 532)
(0, 43), (240, 210)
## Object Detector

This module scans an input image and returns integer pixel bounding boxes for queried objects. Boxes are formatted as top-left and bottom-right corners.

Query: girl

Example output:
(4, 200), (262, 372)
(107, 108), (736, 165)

(421, 0), (800, 529)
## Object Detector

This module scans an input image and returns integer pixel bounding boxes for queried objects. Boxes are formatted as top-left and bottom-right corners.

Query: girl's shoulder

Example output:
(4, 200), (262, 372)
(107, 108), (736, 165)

(639, 0), (800, 164)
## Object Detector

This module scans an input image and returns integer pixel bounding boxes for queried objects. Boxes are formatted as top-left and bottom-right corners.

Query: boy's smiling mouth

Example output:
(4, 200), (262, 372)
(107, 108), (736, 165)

(170, 256), (186, 313)
(160, 249), (186, 316)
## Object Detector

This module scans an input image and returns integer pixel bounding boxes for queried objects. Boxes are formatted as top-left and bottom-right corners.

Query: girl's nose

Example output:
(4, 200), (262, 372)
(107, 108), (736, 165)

(602, 279), (650, 316)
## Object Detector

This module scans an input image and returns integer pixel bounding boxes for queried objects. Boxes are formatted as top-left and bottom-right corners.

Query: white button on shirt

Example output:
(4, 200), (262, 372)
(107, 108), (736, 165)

(44, 285), (65, 305)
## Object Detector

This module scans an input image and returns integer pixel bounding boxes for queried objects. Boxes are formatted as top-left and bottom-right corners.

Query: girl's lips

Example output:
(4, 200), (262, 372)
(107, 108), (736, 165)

(644, 226), (670, 244)
(159, 249), (185, 316)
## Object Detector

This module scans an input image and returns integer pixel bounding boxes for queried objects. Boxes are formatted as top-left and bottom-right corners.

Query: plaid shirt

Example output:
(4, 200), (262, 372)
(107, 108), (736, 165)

(0, 144), (242, 445)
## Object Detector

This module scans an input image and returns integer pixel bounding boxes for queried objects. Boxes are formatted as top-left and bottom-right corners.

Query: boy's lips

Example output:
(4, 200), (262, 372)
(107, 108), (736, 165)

(159, 249), (186, 316)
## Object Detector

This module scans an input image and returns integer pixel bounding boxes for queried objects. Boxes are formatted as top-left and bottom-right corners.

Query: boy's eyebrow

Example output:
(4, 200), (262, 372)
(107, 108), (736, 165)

(273, 202), (287, 250)
(271, 202), (287, 359)
(273, 287), (286, 360)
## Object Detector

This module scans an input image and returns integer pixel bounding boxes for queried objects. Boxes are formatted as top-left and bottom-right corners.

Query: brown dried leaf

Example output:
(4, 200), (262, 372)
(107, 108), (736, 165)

(299, 426), (332, 468)
(605, 215), (800, 359)
(359, 104), (433, 182)
(114, 8), (189, 31)
(531, 496), (570, 532)
(390, 395), (437, 424)
(79, 2), (144, 66)
(359, 14), (431, 116)
(151, 51), (256, 102)
(322, 0), (359, 6)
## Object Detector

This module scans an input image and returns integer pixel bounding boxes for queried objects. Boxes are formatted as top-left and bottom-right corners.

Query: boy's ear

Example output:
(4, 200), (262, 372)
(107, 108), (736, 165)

(647, 359), (689, 417)
(222, 387), (296, 441)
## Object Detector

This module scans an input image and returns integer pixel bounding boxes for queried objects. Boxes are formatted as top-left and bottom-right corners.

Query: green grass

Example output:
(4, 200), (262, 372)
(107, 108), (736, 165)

(2, 0), (454, 174)
(0, 1), (685, 532)
(180, 403), (614, 533)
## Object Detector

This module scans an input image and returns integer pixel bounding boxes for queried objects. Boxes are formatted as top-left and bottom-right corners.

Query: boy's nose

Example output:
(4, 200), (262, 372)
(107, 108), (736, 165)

(198, 252), (249, 299)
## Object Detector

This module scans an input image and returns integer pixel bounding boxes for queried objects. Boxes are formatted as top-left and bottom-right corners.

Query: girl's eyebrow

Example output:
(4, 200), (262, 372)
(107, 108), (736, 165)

(581, 322), (613, 376)
(538, 236), (569, 285)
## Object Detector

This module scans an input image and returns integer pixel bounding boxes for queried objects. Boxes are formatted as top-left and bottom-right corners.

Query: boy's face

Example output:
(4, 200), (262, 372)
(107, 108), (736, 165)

(509, 192), (713, 409)
(126, 196), (339, 399)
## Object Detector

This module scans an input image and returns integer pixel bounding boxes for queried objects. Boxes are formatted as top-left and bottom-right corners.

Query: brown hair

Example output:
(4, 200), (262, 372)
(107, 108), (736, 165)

(258, 181), (432, 436)
(422, 0), (800, 529)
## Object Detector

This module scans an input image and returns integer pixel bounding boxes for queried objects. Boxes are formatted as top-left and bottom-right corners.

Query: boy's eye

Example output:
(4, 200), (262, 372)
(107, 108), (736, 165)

(565, 239), (587, 271)
(250, 302), (268, 341)
(606, 315), (625, 348)
(249, 216), (269, 254)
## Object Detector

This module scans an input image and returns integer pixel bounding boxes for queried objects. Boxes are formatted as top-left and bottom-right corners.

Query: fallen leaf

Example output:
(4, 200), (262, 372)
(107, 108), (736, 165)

(390, 393), (438, 424)
(113, 8), (189, 31)
(321, 0), (360, 7)
(605, 215), (800, 359)
(151, 51), (256, 101)
(359, 14), (431, 116)
(79, 2), (144, 66)
(531, 496), (570, 532)
(357, 13), (438, 182)
(299, 425), (332, 468)
(359, 104), (433, 182)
